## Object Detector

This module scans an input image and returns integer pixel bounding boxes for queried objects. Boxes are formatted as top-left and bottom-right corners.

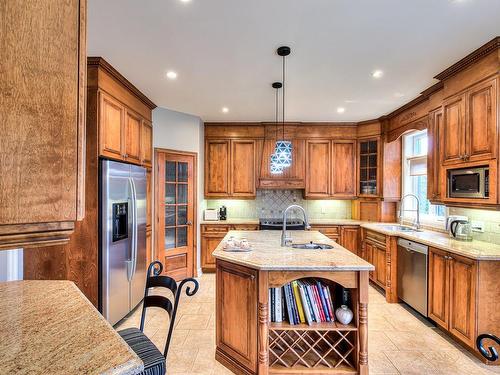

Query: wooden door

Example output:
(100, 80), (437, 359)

(156, 150), (197, 280)
(331, 140), (356, 198)
(100, 92), (124, 159)
(448, 254), (477, 347)
(441, 94), (466, 165)
(305, 140), (331, 198)
(141, 120), (153, 167)
(124, 109), (142, 164)
(201, 234), (226, 272)
(216, 261), (258, 373)
(205, 140), (230, 197)
(231, 140), (256, 197)
(466, 78), (497, 162)
(340, 226), (359, 255)
(358, 139), (380, 197)
(365, 242), (375, 280)
(374, 245), (386, 287)
(427, 109), (443, 202)
(428, 248), (450, 330)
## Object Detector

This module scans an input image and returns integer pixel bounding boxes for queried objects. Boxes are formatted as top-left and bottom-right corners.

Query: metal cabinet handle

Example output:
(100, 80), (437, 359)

(187, 220), (193, 226)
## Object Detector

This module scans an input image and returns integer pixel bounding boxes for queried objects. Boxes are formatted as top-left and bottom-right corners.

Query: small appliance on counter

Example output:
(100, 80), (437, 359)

(219, 205), (227, 221)
(446, 215), (473, 241)
(204, 209), (219, 221)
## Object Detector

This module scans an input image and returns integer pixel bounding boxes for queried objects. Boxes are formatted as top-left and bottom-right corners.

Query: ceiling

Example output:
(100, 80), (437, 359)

(88, 0), (500, 122)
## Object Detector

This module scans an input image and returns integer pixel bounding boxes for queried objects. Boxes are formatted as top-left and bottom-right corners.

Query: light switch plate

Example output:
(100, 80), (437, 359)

(471, 221), (485, 233)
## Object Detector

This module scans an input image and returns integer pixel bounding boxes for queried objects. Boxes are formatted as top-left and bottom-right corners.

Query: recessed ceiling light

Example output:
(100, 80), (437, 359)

(180, 0), (191, 2)
(337, 107), (345, 114)
(166, 71), (177, 80)
(221, 107), (229, 113)
(372, 70), (384, 79)
(344, 99), (358, 104)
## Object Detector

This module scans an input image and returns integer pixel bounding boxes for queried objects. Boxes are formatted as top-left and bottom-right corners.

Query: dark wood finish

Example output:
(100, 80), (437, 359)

(331, 140), (357, 198)
(305, 140), (331, 198)
(428, 108), (444, 203)
(340, 226), (360, 255)
(155, 150), (197, 280)
(205, 140), (230, 197)
(0, 0), (87, 248)
(231, 140), (256, 197)
(382, 137), (402, 201)
(216, 261), (258, 373)
(442, 93), (467, 165)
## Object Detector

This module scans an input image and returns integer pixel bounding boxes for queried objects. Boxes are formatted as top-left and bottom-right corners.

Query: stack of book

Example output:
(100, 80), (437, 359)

(269, 279), (336, 325)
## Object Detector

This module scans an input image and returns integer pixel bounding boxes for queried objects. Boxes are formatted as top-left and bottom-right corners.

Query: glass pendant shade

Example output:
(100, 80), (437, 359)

(274, 140), (292, 168)
(270, 153), (284, 174)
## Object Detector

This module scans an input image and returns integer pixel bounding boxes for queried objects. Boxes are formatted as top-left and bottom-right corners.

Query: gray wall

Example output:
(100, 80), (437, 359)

(153, 107), (204, 274)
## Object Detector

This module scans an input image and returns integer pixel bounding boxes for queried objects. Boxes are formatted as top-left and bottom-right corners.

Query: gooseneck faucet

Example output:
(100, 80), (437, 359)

(400, 194), (421, 230)
(281, 204), (311, 247)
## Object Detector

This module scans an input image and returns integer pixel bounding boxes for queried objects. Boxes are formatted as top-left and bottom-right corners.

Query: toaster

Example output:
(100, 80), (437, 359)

(204, 209), (219, 221)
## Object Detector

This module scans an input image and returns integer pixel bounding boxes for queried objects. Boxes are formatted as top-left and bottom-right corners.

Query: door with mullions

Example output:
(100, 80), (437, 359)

(156, 150), (196, 280)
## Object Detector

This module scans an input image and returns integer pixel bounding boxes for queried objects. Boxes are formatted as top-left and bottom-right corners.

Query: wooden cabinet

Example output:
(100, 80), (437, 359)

(100, 93), (125, 159)
(305, 140), (356, 199)
(201, 224), (259, 272)
(205, 140), (256, 198)
(340, 226), (359, 255)
(124, 109), (142, 164)
(216, 261), (258, 373)
(362, 230), (387, 289)
(441, 78), (497, 166)
(0, 0), (87, 249)
(428, 248), (477, 347)
(310, 225), (339, 242)
(357, 138), (380, 197)
(373, 245), (387, 287)
(427, 108), (443, 203)
(141, 120), (153, 167)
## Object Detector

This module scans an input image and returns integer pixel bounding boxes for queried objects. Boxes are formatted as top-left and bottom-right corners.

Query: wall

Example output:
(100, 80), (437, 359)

(205, 190), (352, 220)
(153, 107), (204, 274)
(448, 207), (500, 244)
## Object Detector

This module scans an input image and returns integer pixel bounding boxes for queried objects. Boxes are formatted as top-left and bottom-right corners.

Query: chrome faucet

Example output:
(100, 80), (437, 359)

(281, 204), (311, 247)
(400, 194), (421, 230)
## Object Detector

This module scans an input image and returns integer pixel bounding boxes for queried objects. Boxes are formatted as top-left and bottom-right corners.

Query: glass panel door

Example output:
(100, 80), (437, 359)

(164, 161), (189, 249)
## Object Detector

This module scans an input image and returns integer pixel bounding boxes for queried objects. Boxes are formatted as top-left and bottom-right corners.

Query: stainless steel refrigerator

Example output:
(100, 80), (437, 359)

(100, 159), (147, 326)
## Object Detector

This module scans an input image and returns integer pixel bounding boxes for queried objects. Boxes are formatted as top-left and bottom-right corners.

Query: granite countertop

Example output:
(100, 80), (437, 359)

(0, 280), (143, 375)
(201, 218), (260, 225)
(212, 230), (374, 271)
(362, 223), (500, 261)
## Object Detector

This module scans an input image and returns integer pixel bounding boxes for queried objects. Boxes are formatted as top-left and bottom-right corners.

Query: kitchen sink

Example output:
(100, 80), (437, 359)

(291, 242), (334, 250)
(377, 225), (422, 232)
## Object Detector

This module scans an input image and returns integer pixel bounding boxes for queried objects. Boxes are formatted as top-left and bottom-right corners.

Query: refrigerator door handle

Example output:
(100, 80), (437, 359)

(126, 177), (137, 282)
(130, 177), (139, 279)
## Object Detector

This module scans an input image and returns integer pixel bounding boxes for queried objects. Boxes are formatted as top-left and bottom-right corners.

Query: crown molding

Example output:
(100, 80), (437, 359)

(87, 57), (157, 110)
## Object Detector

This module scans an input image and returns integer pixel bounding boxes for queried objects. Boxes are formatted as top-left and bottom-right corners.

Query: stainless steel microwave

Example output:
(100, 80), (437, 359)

(448, 166), (489, 199)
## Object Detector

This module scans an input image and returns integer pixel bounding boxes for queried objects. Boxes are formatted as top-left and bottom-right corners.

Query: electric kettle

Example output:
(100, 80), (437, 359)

(448, 219), (473, 241)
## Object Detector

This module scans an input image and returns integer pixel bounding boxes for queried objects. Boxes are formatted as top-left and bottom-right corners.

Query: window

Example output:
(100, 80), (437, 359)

(402, 130), (445, 226)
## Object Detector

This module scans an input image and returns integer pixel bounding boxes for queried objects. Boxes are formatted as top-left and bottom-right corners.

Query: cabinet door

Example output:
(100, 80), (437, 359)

(427, 109), (443, 202)
(100, 93), (125, 159)
(441, 94), (466, 165)
(374, 245), (386, 288)
(141, 120), (153, 167)
(466, 78), (497, 162)
(358, 139), (380, 197)
(312, 225), (340, 242)
(231, 140), (256, 197)
(201, 234), (225, 271)
(340, 226), (359, 255)
(305, 140), (331, 197)
(205, 140), (230, 197)
(365, 242), (375, 280)
(331, 141), (356, 198)
(428, 248), (449, 330)
(146, 169), (152, 230)
(216, 261), (258, 372)
(449, 254), (477, 347)
(124, 109), (142, 164)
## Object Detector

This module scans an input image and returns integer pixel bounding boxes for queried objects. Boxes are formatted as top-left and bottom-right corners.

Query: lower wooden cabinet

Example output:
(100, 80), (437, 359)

(201, 224), (259, 272)
(340, 226), (360, 255)
(428, 247), (477, 347)
(216, 261), (257, 373)
(310, 225), (340, 242)
(361, 230), (387, 289)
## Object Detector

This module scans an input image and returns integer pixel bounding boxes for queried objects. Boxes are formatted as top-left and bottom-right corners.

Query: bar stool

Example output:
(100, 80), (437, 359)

(118, 261), (199, 375)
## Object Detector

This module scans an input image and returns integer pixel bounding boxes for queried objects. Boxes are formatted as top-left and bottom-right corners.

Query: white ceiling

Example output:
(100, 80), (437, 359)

(88, 0), (500, 122)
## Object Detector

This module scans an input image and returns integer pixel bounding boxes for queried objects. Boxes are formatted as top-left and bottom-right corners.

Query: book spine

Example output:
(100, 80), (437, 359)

(298, 282), (313, 325)
(285, 284), (296, 325)
(292, 281), (306, 324)
(281, 287), (286, 322)
(317, 281), (330, 322)
(324, 286), (335, 321)
(306, 283), (320, 322)
(313, 285), (325, 322)
(276, 288), (282, 323)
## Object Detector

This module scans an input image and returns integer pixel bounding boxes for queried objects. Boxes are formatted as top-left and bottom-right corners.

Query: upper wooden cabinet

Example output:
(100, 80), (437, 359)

(441, 78), (497, 165)
(89, 57), (156, 168)
(427, 108), (444, 203)
(357, 138), (380, 197)
(304, 139), (356, 199)
(0, 0), (87, 249)
(205, 139), (256, 198)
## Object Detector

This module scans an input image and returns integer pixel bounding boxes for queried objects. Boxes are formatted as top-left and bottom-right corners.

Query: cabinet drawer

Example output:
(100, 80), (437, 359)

(201, 224), (231, 234)
(311, 225), (340, 236)
(232, 224), (259, 231)
(365, 230), (386, 246)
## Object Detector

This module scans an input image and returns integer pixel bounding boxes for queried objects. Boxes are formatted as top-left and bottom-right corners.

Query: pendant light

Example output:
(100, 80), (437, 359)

(273, 46), (292, 170)
(270, 81), (283, 174)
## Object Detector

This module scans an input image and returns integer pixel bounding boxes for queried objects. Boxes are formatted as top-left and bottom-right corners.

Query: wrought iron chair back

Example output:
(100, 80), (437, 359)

(139, 261), (199, 357)
(476, 333), (500, 362)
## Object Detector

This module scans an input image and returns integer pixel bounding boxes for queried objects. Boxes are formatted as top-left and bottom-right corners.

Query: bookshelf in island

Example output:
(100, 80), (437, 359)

(213, 230), (374, 375)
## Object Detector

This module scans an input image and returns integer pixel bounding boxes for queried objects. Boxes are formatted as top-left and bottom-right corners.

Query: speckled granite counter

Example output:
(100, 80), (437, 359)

(0, 280), (143, 375)
(200, 218), (259, 225)
(361, 223), (500, 260)
(212, 230), (374, 271)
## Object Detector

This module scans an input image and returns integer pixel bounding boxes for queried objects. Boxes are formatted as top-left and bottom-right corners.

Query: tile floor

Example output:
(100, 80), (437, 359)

(116, 273), (499, 374)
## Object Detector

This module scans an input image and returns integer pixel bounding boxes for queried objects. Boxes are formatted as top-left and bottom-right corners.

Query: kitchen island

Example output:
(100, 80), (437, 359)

(213, 230), (374, 375)
(0, 280), (143, 375)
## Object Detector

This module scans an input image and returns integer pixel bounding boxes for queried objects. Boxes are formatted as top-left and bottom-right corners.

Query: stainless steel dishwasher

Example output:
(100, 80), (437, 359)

(397, 238), (428, 317)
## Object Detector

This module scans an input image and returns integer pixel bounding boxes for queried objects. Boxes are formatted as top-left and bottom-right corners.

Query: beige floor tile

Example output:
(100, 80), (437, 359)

(183, 329), (216, 350)
(369, 331), (398, 352)
(175, 313), (211, 330)
(369, 352), (400, 374)
(385, 330), (461, 352)
(167, 347), (199, 373)
(384, 351), (440, 374)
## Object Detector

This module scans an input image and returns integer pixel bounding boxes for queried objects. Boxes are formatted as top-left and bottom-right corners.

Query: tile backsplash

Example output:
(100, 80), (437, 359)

(204, 189), (352, 220)
(448, 207), (500, 244)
